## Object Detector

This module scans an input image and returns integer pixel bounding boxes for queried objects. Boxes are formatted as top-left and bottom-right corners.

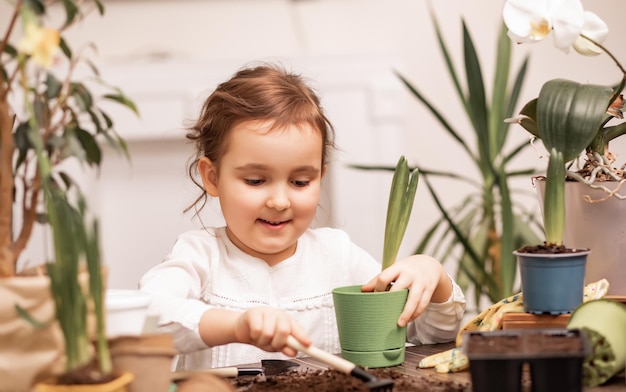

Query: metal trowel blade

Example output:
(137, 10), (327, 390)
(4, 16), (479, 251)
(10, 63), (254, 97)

(261, 359), (301, 376)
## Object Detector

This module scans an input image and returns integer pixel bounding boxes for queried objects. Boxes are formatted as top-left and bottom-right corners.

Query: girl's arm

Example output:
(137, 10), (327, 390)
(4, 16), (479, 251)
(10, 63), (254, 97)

(198, 307), (311, 357)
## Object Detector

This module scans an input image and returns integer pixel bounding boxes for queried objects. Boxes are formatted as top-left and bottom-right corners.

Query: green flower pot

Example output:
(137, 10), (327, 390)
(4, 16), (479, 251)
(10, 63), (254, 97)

(514, 250), (589, 314)
(332, 285), (408, 368)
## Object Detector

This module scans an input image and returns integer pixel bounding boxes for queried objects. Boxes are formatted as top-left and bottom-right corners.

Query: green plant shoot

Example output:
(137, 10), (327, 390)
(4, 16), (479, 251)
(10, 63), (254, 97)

(534, 80), (613, 244)
(382, 156), (419, 270)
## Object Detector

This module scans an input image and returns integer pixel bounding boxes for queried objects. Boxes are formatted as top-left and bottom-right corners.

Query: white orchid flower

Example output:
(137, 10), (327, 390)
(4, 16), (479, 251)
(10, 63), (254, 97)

(572, 11), (609, 56)
(503, 0), (585, 52)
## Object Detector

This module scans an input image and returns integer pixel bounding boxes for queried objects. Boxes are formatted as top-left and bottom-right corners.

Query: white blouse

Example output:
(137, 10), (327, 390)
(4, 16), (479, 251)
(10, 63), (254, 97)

(139, 227), (466, 370)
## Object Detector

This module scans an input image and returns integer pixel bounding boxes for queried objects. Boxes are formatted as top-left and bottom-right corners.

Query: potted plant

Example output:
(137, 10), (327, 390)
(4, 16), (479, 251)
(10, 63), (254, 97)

(332, 155), (419, 368)
(352, 4), (543, 311)
(0, 0), (137, 389)
(502, 0), (625, 312)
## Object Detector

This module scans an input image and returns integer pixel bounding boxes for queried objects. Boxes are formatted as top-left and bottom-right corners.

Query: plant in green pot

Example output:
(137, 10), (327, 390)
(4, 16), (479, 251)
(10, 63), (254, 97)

(0, 0), (137, 389)
(502, 0), (625, 313)
(332, 155), (419, 368)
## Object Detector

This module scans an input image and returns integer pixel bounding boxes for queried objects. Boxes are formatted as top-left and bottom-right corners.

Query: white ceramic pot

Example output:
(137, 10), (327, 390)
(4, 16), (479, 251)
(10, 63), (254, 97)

(105, 289), (152, 338)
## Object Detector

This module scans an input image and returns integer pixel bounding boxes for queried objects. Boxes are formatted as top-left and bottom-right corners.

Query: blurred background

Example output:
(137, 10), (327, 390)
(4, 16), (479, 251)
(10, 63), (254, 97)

(4, 0), (626, 311)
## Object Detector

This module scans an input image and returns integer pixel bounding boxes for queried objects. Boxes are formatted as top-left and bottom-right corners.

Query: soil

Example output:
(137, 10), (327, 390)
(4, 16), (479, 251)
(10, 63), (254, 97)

(53, 361), (118, 385)
(516, 242), (587, 254)
(231, 368), (470, 392)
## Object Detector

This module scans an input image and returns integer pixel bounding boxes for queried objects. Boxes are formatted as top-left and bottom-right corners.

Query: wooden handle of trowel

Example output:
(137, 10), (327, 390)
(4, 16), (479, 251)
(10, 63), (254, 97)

(171, 366), (264, 381)
(286, 335), (356, 375)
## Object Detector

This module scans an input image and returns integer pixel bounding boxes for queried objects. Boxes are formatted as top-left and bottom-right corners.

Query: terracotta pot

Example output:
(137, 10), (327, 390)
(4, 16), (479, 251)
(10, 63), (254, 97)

(332, 285), (408, 368)
(535, 178), (626, 295)
(109, 333), (177, 392)
(0, 273), (65, 391)
(34, 372), (134, 392)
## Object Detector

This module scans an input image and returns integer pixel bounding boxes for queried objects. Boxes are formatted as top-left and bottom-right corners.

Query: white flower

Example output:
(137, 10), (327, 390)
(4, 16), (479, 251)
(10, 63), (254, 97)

(503, 0), (607, 55)
(572, 11), (608, 56)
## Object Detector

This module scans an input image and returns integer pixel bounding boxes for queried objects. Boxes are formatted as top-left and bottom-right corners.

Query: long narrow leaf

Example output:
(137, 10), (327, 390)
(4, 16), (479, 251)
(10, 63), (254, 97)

(382, 156), (419, 270)
(423, 177), (498, 290)
(490, 22), (512, 156)
(394, 72), (476, 162)
(427, 1), (465, 105)
(463, 21), (490, 169)
(495, 168), (515, 296)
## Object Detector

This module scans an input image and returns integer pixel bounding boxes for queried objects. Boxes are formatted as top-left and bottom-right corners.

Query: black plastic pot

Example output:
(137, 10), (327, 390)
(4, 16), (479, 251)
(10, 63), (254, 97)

(462, 329), (590, 392)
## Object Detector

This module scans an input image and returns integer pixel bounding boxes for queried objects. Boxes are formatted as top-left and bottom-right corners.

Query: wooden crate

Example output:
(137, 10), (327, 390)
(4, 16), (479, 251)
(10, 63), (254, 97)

(502, 313), (570, 330)
(502, 296), (626, 330)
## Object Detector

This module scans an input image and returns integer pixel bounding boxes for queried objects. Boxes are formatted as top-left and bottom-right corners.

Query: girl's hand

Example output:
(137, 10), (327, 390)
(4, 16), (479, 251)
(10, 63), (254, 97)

(234, 307), (311, 357)
(361, 255), (452, 327)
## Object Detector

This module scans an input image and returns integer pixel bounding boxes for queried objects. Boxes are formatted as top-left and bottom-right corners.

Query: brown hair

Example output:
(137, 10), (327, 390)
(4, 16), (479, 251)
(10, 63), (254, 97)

(185, 63), (335, 213)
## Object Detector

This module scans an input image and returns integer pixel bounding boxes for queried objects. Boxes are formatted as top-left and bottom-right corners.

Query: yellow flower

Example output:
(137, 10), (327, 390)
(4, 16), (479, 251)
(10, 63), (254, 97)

(18, 23), (61, 68)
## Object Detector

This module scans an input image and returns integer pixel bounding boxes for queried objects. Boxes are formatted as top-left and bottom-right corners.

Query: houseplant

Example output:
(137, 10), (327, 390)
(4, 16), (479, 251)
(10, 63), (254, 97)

(505, 1), (626, 296)
(332, 155), (418, 368)
(1, 0), (137, 388)
(502, 0), (625, 312)
(353, 4), (543, 309)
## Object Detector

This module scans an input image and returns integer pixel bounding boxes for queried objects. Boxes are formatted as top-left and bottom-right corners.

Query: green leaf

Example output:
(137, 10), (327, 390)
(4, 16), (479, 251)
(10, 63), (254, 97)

(544, 149), (566, 245)
(490, 22), (512, 154)
(74, 128), (102, 165)
(62, 0), (80, 27)
(60, 37), (72, 59)
(1, 40), (17, 56)
(538, 79), (613, 162)
(70, 83), (93, 111)
(94, 0), (105, 15)
(394, 72), (476, 162)
(382, 156), (419, 270)
(427, 4), (465, 104)
(45, 73), (63, 100)
(463, 21), (490, 166)
(103, 93), (139, 115)
(15, 305), (50, 329)
(24, 0), (45, 15)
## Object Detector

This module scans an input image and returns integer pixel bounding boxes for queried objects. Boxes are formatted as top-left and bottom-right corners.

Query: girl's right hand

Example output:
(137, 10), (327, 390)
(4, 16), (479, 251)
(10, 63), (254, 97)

(234, 307), (310, 357)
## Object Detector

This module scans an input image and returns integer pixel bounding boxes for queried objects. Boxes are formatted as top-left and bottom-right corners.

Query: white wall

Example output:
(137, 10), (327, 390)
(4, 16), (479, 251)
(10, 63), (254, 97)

(4, 0), (626, 290)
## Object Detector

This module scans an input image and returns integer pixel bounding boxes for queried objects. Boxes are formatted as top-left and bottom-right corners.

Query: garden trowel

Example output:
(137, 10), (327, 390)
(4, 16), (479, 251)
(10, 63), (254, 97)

(170, 359), (300, 381)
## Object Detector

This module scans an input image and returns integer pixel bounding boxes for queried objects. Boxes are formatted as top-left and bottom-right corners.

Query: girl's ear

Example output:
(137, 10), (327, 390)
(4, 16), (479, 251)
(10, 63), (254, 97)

(198, 157), (219, 197)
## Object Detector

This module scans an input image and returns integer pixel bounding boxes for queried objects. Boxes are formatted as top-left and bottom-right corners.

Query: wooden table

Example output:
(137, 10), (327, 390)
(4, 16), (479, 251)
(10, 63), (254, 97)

(289, 342), (626, 391)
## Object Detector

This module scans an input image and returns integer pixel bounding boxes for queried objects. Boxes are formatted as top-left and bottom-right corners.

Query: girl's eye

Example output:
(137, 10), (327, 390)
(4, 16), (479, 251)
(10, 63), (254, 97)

(244, 179), (264, 186)
(293, 180), (310, 187)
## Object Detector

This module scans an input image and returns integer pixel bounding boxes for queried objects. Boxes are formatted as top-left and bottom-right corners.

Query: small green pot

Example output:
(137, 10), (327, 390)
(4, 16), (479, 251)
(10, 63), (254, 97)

(514, 250), (589, 314)
(332, 285), (408, 368)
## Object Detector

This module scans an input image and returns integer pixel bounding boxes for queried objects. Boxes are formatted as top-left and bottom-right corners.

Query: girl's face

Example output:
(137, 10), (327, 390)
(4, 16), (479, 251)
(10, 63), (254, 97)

(198, 120), (325, 266)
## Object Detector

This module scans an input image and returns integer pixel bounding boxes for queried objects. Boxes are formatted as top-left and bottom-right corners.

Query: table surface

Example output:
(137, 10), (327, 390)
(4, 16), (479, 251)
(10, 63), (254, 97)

(287, 342), (626, 391)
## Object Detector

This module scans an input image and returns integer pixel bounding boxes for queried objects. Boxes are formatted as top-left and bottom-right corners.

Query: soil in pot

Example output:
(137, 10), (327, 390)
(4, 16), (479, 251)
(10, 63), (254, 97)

(231, 367), (470, 392)
(516, 243), (584, 254)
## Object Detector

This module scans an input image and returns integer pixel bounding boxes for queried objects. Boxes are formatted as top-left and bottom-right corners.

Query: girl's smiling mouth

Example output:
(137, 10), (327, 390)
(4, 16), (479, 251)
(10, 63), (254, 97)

(258, 218), (290, 227)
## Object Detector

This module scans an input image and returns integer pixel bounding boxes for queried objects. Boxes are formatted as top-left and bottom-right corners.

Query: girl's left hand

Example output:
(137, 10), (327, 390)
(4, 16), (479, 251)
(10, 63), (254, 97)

(361, 254), (452, 327)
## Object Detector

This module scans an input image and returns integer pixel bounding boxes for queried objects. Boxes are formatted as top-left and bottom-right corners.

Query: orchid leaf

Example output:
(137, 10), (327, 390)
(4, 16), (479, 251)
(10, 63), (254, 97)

(537, 79), (613, 162)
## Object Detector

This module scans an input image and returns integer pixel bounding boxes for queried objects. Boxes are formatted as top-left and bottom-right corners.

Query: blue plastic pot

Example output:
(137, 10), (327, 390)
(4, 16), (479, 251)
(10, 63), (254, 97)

(514, 249), (589, 314)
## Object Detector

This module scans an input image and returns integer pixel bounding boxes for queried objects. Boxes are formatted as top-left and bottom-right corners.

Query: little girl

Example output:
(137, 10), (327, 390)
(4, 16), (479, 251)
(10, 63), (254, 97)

(139, 63), (466, 370)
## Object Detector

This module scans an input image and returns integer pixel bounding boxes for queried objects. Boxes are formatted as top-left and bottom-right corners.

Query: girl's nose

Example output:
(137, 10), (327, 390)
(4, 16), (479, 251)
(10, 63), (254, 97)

(266, 188), (291, 211)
